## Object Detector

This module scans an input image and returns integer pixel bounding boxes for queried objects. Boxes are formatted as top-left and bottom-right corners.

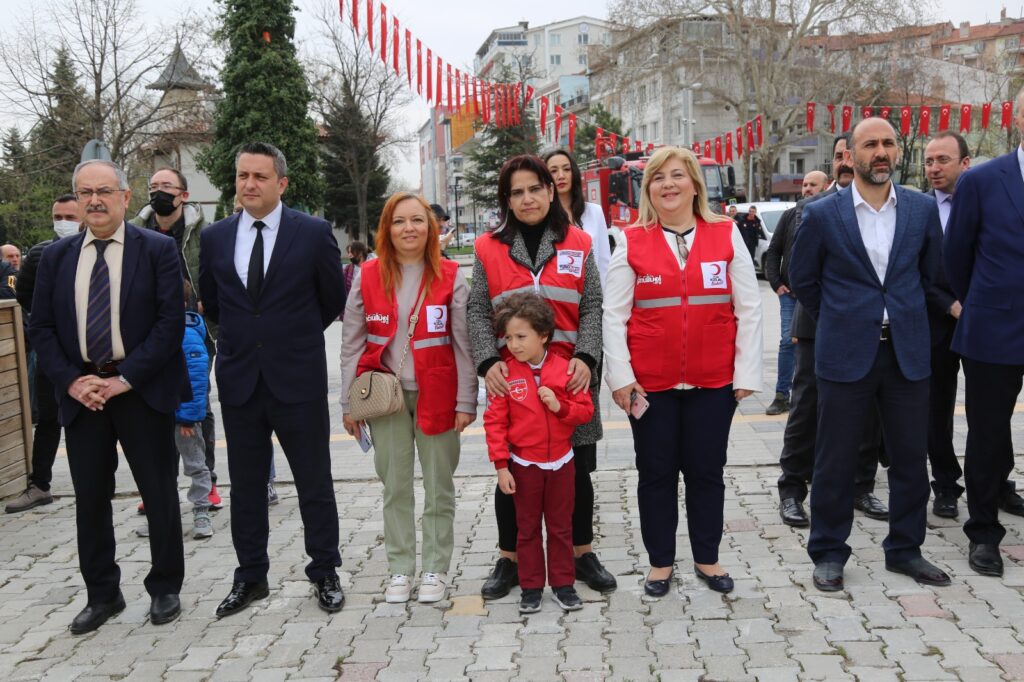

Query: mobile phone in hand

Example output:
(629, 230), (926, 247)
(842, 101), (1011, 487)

(358, 423), (373, 452)
(629, 391), (650, 419)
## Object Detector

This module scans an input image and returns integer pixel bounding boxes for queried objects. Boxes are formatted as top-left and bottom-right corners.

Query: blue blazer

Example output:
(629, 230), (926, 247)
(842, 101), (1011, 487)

(28, 223), (188, 426)
(944, 151), (1024, 365)
(198, 204), (346, 406)
(789, 185), (942, 383)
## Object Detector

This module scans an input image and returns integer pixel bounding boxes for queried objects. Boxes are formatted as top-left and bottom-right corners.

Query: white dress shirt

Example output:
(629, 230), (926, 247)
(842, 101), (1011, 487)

(603, 220), (764, 393)
(579, 202), (611, 286)
(935, 189), (953, 232)
(850, 181), (898, 323)
(76, 222), (126, 362)
(234, 201), (284, 287)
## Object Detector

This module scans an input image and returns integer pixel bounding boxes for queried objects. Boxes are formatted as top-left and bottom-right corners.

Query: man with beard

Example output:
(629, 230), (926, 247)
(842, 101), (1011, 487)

(790, 117), (947, 591)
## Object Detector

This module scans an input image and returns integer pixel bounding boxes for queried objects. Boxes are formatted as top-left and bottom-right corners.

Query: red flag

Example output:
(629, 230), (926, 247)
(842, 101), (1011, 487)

(525, 85), (535, 106)
(827, 103), (836, 132)
(646, 143), (655, 155)
(472, 78), (479, 116)
(861, 106), (873, 120)
(746, 121), (755, 151)
(939, 104), (951, 131)
(435, 57), (442, 108)
(714, 136), (723, 164)
(623, 137), (630, 154)
(513, 84), (521, 125)
(425, 49), (432, 103)
(608, 132), (617, 153)
(446, 64), (453, 113)
(841, 106), (852, 132)
(725, 132), (733, 162)
(982, 102), (992, 129)
(352, 0), (359, 35)
(392, 17), (399, 75)
(693, 141), (700, 155)
(960, 103), (972, 133)
(568, 113), (577, 151)
(379, 4), (386, 66)
(505, 85), (512, 126)
(704, 139), (712, 158)
(900, 106), (912, 135)
(463, 73), (470, 114)
(736, 127), (744, 157)
(454, 69), (461, 113)
(920, 106), (931, 136)
(1001, 100), (1013, 129)
(366, 0), (373, 51)
(635, 140), (642, 152)
(755, 116), (763, 147)
(595, 128), (604, 160)
(539, 97), (548, 134)
(806, 102), (816, 132)
(554, 105), (563, 142)
(415, 40), (422, 95)
(481, 82), (490, 124)
(404, 29), (411, 86)
(880, 106), (892, 119)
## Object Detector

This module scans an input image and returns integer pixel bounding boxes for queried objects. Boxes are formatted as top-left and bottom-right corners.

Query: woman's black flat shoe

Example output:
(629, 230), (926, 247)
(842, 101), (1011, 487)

(643, 569), (674, 597)
(695, 567), (734, 593)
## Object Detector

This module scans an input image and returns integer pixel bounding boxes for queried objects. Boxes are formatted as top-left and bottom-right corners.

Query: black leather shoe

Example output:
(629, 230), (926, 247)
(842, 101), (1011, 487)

(780, 498), (810, 527)
(314, 574), (345, 612)
(932, 493), (959, 519)
(853, 493), (889, 520)
(70, 593), (126, 635)
(643, 569), (674, 598)
(216, 580), (270, 618)
(812, 562), (844, 592)
(150, 594), (180, 625)
(885, 557), (951, 586)
(968, 543), (1004, 577)
(575, 552), (617, 593)
(694, 567), (734, 593)
(999, 490), (1024, 517)
(481, 557), (518, 600)
(765, 393), (790, 416)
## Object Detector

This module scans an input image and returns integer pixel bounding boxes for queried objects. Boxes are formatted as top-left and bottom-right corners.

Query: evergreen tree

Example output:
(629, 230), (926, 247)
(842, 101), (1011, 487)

(573, 104), (624, 165)
(199, 0), (323, 210)
(29, 46), (91, 189)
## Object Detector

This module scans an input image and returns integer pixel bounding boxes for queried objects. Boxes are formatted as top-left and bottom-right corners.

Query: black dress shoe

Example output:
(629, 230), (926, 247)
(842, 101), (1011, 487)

(575, 552), (617, 593)
(968, 543), (1004, 577)
(853, 493), (889, 520)
(481, 557), (518, 600)
(216, 580), (270, 618)
(150, 594), (180, 625)
(885, 557), (951, 586)
(643, 569), (674, 598)
(779, 498), (810, 527)
(932, 493), (959, 519)
(314, 574), (345, 612)
(812, 562), (844, 592)
(70, 593), (126, 635)
(999, 490), (1024, 517)
(765, 393), (790, 415)
(694, 567), (734, 593)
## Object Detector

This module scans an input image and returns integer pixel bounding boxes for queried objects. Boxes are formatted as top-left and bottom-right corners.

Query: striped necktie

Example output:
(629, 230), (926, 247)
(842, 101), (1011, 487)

(86, 239), (113, 365)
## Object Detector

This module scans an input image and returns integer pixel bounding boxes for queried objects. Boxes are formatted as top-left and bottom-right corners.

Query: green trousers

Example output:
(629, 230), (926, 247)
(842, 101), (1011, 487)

(369, 390), (461, 575)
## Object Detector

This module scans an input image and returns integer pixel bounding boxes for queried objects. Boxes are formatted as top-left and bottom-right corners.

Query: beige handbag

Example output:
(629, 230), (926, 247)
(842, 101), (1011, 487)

(347, 286), (428, 422)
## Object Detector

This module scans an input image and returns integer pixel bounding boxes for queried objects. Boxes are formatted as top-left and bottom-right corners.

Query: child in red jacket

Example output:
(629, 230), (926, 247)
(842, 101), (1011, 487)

(485, 293), (595, 613)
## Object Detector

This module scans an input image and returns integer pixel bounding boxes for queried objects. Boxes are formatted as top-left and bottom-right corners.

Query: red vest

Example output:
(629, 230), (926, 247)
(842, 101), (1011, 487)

(624, 220), (736, 390)
(474, 226), (592, 361)
(356, 259), (460, 435)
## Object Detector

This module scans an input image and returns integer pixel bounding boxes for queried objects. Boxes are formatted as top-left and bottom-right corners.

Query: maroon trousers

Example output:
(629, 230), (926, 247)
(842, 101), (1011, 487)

(511, 459), (576, 589)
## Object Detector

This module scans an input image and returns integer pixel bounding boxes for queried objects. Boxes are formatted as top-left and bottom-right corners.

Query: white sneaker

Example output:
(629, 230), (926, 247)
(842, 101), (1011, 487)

(417, 572), (447, 603)
(385, 574), (411, 603)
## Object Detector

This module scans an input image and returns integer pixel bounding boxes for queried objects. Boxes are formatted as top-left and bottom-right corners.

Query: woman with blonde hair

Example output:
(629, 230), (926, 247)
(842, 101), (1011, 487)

(603, 147), (763, 597)
(341, 192), (478, 604)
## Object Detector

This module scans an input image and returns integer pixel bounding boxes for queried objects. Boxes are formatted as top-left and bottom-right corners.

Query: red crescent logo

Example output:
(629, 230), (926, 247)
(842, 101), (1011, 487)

(567, 255), (576, 265)
(433, 308), (444, 320)
(711, 263), (722, 275)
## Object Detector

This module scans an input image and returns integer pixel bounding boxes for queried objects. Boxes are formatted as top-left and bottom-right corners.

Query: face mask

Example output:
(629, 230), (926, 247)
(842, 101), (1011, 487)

(53, 220), (80, 238)
(149, 190), (179, 217)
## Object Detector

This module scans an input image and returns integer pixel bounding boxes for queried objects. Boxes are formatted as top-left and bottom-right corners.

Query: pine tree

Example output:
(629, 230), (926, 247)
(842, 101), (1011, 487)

(30, 47), (90, 189)
(199, 0), (323, 211)
(573, 104), (624, 165)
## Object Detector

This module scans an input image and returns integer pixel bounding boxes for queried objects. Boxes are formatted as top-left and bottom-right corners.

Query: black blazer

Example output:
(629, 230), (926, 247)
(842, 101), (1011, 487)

(788, 185), (840, 340)
(199, 205), (346, 407)
(29, 223), (187, 426)
(923, 189), (958, 347)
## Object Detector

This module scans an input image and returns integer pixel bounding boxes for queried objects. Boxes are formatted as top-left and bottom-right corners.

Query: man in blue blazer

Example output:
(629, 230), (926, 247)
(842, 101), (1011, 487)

(199, 142), (347, 617)
(790, 117), (948, 592)
(944, 89), (1024, 578)
(30, 160), (187, 633)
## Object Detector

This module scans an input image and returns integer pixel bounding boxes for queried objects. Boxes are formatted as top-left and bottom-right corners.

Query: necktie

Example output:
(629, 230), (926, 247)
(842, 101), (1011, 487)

(247, 221), (265, 300)
(86, 240), (113, 365)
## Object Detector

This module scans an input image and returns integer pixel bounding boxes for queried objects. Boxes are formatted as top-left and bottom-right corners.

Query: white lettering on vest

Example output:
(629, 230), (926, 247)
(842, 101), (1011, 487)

(636, 274), (662, 286)
(700, 261), (728, 289)
(366, 313), (391, 324)
(557, 249), (584, 277)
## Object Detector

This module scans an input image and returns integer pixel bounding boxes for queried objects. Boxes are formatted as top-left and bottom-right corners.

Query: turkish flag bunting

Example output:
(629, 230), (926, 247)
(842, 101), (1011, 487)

(425, 49), (432, 103)
(982, 102), (992, 129)
(595, 128), (605, 160)
(434, 57), (441, 109)
(392, 17), (399, 74)
(704, 139), (712, 158)
(861, 106), (872, 120)
(841, 106), (852, 132)
(608, 132), (618, 153)
(513, 84), (521, 125)
(555, 105), (563, 142)
(939, 104), (951, 131)
(736, 127), (744, 157)
(379, 4), (386, 66)
(693, 141), (700, 155)
(505, 85), (512, 126)
(827, 104), (836, 132)
(1001, 100), (1013, 129)
(366, 0), (373, 51)
(351, 0), (359, 35)
(415, 40), (422, 94)
(463, 73), (470, 114)
(960, 103), (972, 132)
(472, 78), (479, 116)
(646, 143), (655, 155)
(525, 85), (535, 106)
(919, 107), (931, 136)
(880, 106), (892, 119)
(454, 69), (461, 113)
(746, 121), (755, 151)
(404, 29), (411, 86)
(481, 82), (489, 124)
(900, 106), (911, 135)
(755, 116), (763, 147)
(623, 137), (630, 154)
(568, 113), (577, 151)
(714, 136), (723, 164)
(539, 97), (548, 135)
(806, 102), (816, 132)
(725, 132), (733, 162)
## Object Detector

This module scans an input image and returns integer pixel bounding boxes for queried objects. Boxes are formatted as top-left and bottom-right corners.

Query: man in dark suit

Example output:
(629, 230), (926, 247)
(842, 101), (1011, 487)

(790, 117), (948, 591)
(199, 142), (347, 616)
(30, 160), (187, 634)
(944, 89), (1024, 578)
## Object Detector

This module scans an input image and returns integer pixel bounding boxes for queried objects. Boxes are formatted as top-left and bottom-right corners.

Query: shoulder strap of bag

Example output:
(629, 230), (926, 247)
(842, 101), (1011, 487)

(392, 282), (430, 377)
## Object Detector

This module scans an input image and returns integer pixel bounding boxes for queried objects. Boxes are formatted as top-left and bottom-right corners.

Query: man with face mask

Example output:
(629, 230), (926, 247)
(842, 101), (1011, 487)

(130, 168), (206, 295)
(5, 194), (82, 513)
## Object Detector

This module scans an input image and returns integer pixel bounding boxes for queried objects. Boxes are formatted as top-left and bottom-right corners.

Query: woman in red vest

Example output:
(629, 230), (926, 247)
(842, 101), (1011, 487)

(468, 155), (616, 599)
(604, 147), (763, 598)
(341, 193), (478, 605)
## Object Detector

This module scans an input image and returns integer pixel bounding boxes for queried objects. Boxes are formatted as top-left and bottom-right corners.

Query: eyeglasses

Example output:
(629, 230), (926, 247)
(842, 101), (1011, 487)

(148, 182), (184, 192)
(74, 188), (125, 201)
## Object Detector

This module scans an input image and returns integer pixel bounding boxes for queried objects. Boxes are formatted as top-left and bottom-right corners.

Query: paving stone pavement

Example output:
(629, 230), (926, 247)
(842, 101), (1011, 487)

(4, 283), (1024, 681)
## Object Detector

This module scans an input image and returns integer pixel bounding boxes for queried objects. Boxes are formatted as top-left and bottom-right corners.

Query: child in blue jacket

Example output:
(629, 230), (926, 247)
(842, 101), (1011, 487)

(177, 280), (214, 538)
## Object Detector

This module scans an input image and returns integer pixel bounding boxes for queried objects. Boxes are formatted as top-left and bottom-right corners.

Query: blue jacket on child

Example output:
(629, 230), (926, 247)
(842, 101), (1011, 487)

(175, 311), (209, 424)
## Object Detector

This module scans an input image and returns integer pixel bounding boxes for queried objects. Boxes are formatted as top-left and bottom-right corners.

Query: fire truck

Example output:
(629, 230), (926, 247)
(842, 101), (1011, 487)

(582, 152), (742, 234)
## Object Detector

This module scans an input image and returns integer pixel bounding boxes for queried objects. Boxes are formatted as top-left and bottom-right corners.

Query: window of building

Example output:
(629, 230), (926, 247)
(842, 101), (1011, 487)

(652, 121), (659, 140)
(640, 124), (648, 140)
(676, 118), (682, 135)
(578, 33), (589, 45)
(550, 33), (561, 46)
(638, 85), (647, 103)
(790, 158), (805, 174)
(534, 34), (541, 46)
(578, 54), (587, 66)
(550, 54), (561, 65)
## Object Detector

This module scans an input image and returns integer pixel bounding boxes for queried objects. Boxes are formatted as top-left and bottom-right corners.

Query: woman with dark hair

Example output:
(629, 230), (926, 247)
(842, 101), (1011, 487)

(544, 149), (611, 284)
(468, 155), (616, 599)
(340, 241), (369, 321)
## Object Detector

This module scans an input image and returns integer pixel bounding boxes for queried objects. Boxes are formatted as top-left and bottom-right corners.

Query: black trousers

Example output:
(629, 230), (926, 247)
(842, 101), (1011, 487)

(28, 366), (61, 491)
(808, 341), (930, 566)
(65, 391), (184, 603)
(962, 358), (1024, 545)
(631, 386), (736, 567)
(778, 337), (882, 500)
(221, 376), (341, 583)
(927, 332), (965, 497)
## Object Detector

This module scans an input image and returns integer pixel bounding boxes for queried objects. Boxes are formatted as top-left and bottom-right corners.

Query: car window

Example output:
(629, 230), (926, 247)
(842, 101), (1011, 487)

(759, 210), (786, 234)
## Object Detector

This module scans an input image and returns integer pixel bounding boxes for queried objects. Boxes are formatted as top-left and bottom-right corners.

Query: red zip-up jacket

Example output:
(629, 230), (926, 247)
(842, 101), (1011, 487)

(484, 352), (595, 470)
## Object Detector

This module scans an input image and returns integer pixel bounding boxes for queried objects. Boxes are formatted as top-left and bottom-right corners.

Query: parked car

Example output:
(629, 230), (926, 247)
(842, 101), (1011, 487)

(455, 232), (479, 248)
(732, 201), (797, 276)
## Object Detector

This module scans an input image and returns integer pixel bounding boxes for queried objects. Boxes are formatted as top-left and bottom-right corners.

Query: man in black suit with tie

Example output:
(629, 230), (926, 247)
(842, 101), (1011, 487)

(199, 142), (347, 616)
(30, 160), (187, 634)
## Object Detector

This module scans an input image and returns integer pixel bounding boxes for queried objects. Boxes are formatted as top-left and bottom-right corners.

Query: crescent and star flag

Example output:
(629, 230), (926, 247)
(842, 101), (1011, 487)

(392, 18), (399, 74)
(725, 132), (733, 162)
(960, 103), (972, 133)
(646, 143), (655, 155)
(939, 104), (951, 131)
(472, 78), (478, 116)
(379, 4), (386, 66)
(880, 106), (892, 119)
(1002, 101), (1013, 129)
(704, 139), (712, 158)
(425, 49), (432, 103)
(463, 73), (470, 114)
(827, 104), (836, 132)
(568, 113), (577, 151)
(513, 84), (521, 125)
(595, 128), (605, 159)
(351, 0), (359, 34)
(481, 82), (490, 123)
(366, 0), (373, 51)
(693, 141), (700, 154)
(919, 106), (931, 136)
(454, 68), (461, 113)
(841, 106), (853, 132)
(714, 136), (723, 164)
(861, 106), (872, 119)
(981, 102), (992, 129)
(636, 140), (642, 152)
(415, 40), (422, 94)
(755, 116), (763, 147)
(435, 57), (442, 108)
(736, 127), (744, 156)
(404, 29), (411, 85)
(746, 121), (755, 151)
(554, 105), (563, 142)
(806, 102), (816, 132)
(900, 106), (912, 135)
(539, 97), (548, 135)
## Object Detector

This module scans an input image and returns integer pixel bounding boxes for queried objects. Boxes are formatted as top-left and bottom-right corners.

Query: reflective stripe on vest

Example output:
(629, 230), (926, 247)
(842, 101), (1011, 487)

(412, 335), (451, 350)
(491, 284), (581, 307)
(635, 296), (682, 309)
(367, 334), (390, 345)
(688, 294), (732, 305)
